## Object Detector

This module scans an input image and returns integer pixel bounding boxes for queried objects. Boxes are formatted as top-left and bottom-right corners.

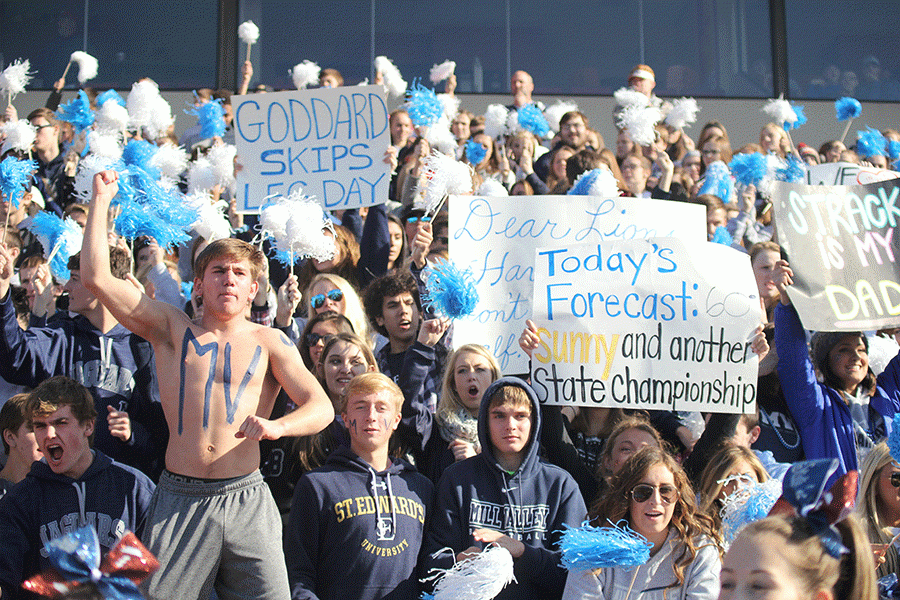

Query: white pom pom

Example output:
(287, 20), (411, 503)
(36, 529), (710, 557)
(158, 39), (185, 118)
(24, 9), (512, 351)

(74, 155), (119, 202)
(429, 60), (456, 84)
(290, 60), (321, 90)
(207, 144), (237, 189)
(374, 56), (407, 97)
(482, 104), (509, 140)
(477, 179), (508, 197)
(0, 119), (36, 155)
(868, 335), (900, 376)
(762, 95), (795, 125)
(260, 190), (336, 262)
(187, 156), (217, 194)
(151, 142), (189, 179)
(424, 116), (459, 157)
(616, 105), (662, 147)
(504, 110), (521, 135)
(438, 93), (460, 121)
(238, 21), (260, 45)
(0, 59), (33, 99)
(185, 191), (231, 242)
(416, 150), (474, 214)
(95, 99), (130, 133)
(69, 51), (98, 84)
(543, 100), (578, 133)
(127, 80), (174, 139)
(85, 130), (123, 161)
(427, 545), (516, 600)
(614, 87), (650, 108)
(665, 97), (700, 129)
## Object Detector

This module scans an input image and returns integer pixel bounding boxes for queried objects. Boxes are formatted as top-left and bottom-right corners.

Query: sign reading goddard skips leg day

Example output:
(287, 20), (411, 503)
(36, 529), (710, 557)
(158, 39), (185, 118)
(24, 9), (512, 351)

(448, 195), (706, 373)
(232, 86), (391, 212)
(530, 239), (760, 412)
(772, 179), (900, 331)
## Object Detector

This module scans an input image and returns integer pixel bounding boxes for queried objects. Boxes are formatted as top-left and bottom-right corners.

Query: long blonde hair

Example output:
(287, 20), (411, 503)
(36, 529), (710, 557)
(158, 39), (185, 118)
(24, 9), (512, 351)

(857, 441), (899, 577)
(436, 344), (501, 425)
(698, 444), (769, 534)
(305, 273), (373, 345)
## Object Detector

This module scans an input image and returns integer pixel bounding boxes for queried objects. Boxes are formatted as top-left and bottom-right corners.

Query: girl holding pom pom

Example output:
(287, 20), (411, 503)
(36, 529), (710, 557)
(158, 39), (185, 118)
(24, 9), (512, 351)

(562, 446), (722, 600)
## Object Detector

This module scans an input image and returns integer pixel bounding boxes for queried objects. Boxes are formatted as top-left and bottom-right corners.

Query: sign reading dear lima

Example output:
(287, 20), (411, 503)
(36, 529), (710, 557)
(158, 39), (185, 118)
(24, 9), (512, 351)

(233, 86), (391, 212)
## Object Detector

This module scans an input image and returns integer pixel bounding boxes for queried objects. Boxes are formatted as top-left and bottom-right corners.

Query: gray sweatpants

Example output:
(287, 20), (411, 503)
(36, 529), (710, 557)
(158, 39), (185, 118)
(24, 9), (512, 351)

(141, 470), (289, 600)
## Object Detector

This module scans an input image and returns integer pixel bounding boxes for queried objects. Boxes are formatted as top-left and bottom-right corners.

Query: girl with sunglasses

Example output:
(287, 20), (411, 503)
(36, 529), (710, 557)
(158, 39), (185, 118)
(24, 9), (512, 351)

(563, 446), (722, 600)
(857, 441), (900, 577)
(304, 273), (374, 348)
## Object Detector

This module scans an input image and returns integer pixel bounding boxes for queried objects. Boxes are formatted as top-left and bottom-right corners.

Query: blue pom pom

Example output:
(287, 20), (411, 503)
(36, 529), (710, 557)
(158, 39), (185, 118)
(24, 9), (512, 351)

(187, 98), (226, 140)
(568, 169), (600, 196)
(728, 153), (768, 187)
(181, 281), (193, 300)
(699, 161), (734, 203)
(711, 226), (733, 246)
(776, 155), (805, 183)
(785, 105), (806, 131)
(857, 126), (887, 158)
(465, 139), (487, 166)
(55, 90), (95, 134)
(26, 211), (81, 281)
(516, 104), (550, 138)
(558, 520), (652, 570)
(835, 97), (861, 121)
(422, 260), (479, 319)
(96, 89), (126, 107)
(112, 166), (197, 248)
(122, 140), (160, 179)
(720, 478), (782, 545)
(887, 140), (900, 162)
(405, 81), (443, 128)
(0, 156), (35, 208)
(888, 414), (900, 464)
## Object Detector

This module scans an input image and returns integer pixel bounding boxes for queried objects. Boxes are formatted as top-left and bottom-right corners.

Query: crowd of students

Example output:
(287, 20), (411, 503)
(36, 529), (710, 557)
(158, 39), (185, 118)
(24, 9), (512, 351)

(0, 58), (897, 600)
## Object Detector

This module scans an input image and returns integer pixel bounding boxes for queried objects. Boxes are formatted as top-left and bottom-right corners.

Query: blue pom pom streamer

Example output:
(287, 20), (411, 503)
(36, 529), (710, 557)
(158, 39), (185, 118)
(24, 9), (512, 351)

(422, 260), (479, 319)
(720, 478), (782, 545)
(465, 139), (487, 166)
(775, 155), (805, 183)
(835, 97), (861, 121)
(405, 81), (443, 128)
(567, 169), (602, 196)
(0, 156), (35, 209)
(181, 281), (193, 300)
(888, 414), (900, 464)
(55, 90), (95, 134)
(517, 104), (550, 138)
(558, 520), (652, 570)
(111, 165), (197, 248)
(857, 126), (887, 158)
(187, 98), (226, 140)
(96, 89), (126, 107)
(728, 153), (768, 187)
(122, 140), (160, 179)
(711, 226), (733, 246)
(27, 211), (81, 281)
(699, 161), (734, 203)
(784, 105), (806, 131)
(887, 140), (900, 162)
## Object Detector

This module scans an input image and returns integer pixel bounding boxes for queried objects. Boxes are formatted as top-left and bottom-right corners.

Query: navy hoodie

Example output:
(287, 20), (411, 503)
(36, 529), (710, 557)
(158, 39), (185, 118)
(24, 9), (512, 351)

(0, 451), (155, 599)
(285, 446), (433, 600)
(422, 377), (587, 600)
(0, 292), (166, 476)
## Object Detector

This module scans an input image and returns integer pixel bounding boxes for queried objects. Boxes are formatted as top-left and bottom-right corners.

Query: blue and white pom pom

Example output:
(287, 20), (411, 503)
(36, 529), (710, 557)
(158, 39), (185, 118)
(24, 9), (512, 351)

(422, 260), (479, 319)
(720, 476), (783, 546)
(729, 153), (768, 188)
(762, 96), (796, 128)
(56, 90), (95, 134)
(122, 139), (160, 178)
(416, 150), (473, 215)
(835, 97), (862, 121)
(483, 104), (510, 140)
(258, 189), (335, 265)
(784, 105), (806, 131)
(0, 156), (35, 208)
(699, 161), (734, 203)
(568, 168), (619, 198)
(26, 212), (83, 282)
(857, 126), (887, 158)
(188, 98), (226, 139)
(775, 154), (806, 183)
(516, 104), (550, 139)
(424, 545), (515, 600)
(405, 81), (444, 128)
(558, 520), (652, 570)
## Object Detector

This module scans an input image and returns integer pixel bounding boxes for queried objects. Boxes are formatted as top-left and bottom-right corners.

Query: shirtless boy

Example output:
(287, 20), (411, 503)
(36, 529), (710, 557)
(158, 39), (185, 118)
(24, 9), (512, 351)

(80, 171), (333, 600)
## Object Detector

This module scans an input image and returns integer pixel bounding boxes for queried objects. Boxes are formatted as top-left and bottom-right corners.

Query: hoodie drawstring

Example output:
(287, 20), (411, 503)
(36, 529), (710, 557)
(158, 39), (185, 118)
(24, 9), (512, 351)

(73, 481), (87, 526)
(368, 466), (397, 542)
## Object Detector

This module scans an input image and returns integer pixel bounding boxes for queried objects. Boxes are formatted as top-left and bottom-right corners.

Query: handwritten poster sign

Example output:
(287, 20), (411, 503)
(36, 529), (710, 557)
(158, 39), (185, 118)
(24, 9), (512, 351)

(773, 179), (900, 331)
(806, 162), (899, 186)
(233, 85), (391, 212)
(530, 239), (759, 412)
(448, 196), (706, 373)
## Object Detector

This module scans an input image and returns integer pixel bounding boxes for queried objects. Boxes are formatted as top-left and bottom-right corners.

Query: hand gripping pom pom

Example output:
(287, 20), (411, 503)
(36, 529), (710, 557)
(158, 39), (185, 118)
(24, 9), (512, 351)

(558, 520), (652, 570)
(238, 21), (259, 45)
(422, 261), (479, 320)
(416, 150), (473, 215)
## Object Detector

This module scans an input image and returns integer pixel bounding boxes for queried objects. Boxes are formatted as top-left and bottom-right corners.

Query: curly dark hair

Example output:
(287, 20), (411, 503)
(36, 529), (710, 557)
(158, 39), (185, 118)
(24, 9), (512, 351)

(361, 270), (421, 338)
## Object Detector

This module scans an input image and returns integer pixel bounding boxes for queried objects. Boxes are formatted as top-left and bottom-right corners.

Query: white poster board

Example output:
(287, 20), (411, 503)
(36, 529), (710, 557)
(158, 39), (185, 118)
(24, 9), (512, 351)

(233, 85), (391, 212)
(806, 162), (899, 186)
(448, 195), (706, 372)
(530, 239), (759, 412)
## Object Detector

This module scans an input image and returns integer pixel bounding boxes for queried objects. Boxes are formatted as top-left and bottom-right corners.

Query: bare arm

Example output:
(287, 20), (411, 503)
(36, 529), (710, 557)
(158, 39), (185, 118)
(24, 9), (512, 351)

(80, 171), (181, 344)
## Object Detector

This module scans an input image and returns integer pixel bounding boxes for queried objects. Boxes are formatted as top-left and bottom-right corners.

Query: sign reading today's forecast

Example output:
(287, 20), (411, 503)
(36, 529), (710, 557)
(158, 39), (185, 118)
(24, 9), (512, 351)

(232, 85), (391, 212)
(530, 239), (759, 413)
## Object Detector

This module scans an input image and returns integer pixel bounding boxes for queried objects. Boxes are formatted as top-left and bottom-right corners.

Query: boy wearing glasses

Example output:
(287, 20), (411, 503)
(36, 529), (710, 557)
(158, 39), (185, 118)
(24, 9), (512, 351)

(422, 378), (585, 600)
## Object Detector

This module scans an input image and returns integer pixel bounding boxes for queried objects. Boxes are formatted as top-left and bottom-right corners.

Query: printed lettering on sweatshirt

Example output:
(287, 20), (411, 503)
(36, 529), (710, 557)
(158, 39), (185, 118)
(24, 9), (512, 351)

(72, 360), (135, 398)
(39, 512), (125, 557)
(469, 500), (551, 539)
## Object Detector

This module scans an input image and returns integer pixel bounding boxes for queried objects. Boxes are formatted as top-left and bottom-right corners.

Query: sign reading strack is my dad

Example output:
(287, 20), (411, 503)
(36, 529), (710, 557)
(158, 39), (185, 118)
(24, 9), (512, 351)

(232, 85), (391, 212)
(773, 179), (900, 331)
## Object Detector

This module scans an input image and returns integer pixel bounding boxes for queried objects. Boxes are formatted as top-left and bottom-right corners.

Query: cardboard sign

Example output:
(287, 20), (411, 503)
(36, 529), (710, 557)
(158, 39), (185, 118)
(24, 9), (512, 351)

(806, 162), (899, 186)
(233, 86), (391, 212)
(773, 179), (900, 330)
(528, 239), (759, 412)
(448, 195), (705, 372)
